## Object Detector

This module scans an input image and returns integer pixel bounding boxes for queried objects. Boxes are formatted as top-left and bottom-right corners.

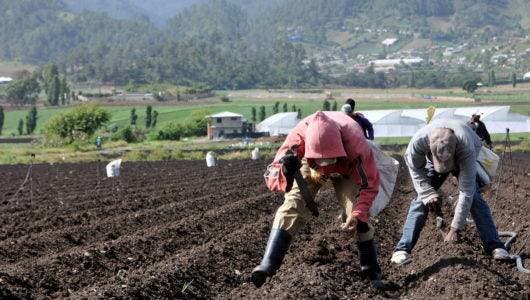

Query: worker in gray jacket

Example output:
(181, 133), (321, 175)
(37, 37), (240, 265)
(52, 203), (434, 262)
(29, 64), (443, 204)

(391, 119), (509, 265)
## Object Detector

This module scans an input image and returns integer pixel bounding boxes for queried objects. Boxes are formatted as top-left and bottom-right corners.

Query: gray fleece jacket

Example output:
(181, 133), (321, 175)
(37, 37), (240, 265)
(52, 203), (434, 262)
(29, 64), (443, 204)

(404, 119), (482, 230)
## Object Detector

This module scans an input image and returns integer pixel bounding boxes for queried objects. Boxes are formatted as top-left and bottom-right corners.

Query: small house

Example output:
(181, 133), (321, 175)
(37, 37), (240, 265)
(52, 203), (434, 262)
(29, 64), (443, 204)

(207, 111), (245, 140)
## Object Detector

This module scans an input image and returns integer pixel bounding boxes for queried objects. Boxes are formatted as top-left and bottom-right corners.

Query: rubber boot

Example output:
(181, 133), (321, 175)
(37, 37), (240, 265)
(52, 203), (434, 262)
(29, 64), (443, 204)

(357, 239), (385, 290)
(251, 229), (292, 288)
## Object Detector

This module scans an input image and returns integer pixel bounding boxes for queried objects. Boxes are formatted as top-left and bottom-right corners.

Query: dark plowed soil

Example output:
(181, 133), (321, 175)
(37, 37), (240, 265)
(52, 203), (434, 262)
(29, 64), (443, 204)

(0, 154), (528, 299)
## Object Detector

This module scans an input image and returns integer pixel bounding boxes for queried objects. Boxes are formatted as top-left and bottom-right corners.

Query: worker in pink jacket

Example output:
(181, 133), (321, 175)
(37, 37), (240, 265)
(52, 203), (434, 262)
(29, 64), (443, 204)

(252, 111), (383, 288)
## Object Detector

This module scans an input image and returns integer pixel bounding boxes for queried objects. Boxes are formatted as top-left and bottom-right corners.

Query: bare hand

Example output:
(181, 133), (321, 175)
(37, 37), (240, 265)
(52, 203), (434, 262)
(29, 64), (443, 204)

(340, 214), (357, 234)
(426, 197), (440, 212)
(444, 227), (460, 243)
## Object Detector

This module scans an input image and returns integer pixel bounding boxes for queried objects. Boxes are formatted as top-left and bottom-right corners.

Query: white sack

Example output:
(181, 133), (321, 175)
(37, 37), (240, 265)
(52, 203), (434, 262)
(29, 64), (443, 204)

(106, 159), (122, 177)
(367, 141), (400, 216)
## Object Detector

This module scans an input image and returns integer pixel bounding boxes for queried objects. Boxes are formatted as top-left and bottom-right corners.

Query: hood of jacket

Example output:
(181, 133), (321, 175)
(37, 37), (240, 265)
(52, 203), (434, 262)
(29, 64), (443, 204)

(305, 111), (347, 159)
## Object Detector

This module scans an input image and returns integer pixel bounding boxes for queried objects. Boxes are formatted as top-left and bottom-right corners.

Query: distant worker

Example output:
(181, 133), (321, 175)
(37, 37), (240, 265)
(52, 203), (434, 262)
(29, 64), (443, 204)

(96, 136), (102, 149)
(341, 98), (374, 140)
(469, 114), (492, 149)
(252, 111), (384, 289)
(390, 119), (509, 265)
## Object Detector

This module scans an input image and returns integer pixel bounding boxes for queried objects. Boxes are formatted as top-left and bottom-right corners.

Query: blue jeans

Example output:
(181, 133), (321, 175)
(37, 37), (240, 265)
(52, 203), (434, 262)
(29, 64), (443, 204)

(395, 164), (505, 255)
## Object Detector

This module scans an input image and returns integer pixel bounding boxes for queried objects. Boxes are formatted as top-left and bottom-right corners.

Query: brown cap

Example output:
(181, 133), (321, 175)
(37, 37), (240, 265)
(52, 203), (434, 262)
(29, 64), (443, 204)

(429, 128), (457, 173)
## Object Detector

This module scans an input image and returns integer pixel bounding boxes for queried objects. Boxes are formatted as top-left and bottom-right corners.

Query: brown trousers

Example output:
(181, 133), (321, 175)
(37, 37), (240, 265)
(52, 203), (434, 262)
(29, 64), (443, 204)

(272, 159), (374, 241)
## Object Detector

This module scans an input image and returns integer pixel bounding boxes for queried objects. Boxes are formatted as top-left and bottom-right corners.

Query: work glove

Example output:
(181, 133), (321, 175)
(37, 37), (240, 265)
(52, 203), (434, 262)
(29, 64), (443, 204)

(280, 152), (302, 192)
(340, 214), (357, 234)
(444, 227), (460, 243)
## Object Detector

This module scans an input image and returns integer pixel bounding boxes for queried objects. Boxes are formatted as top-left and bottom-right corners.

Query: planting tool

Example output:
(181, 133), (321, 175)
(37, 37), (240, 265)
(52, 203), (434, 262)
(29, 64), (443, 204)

(293, 169), (319, 217)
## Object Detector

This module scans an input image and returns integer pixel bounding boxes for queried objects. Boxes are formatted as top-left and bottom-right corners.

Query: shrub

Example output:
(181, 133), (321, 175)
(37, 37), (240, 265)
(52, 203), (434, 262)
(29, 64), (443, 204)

(44, 104), (111, 143)
(149, 122), (183, 141)
(111, 126), (145, 143)
(220, 96), (230, 102)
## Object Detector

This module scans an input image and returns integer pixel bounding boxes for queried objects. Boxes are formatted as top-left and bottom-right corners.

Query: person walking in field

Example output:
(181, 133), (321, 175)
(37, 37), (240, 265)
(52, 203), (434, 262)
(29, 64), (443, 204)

(390, 119), (509, 265)
(468, 114), (493, 149)
(252, 111), (385, 289)
(341, 98), (374, 140)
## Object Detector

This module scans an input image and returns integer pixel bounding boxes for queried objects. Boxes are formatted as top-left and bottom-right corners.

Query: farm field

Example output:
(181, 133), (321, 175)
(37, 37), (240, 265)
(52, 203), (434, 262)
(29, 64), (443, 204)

(0, 155), (528, 299)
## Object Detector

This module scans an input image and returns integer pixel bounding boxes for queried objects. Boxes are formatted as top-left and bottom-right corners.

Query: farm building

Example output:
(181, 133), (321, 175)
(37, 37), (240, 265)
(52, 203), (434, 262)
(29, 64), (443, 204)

(207, 111), (245, 140)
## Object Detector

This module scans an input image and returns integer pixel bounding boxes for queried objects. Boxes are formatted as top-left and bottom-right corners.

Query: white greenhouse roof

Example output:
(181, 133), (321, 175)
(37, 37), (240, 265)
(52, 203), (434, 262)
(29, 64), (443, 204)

(256, 106), (530, 138)
(256, 112), (299, 136)
(209, 111), (243, 118)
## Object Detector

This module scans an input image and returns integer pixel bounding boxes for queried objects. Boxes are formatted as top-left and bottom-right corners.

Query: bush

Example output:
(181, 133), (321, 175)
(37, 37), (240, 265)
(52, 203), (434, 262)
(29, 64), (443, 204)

(111, 126), (146, 143)
(149, 122), (184, 141)
(44, 104), (111, 143)
(220, 96), (230, 102)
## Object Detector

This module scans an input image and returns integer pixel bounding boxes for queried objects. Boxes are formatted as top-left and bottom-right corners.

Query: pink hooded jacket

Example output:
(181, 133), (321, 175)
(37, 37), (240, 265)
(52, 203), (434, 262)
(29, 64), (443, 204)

(264, 111), (380, 222)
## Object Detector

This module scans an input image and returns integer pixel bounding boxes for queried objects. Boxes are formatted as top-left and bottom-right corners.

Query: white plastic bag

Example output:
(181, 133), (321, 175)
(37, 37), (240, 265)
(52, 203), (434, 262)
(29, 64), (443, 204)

(477, 146), (499, 177)
(106, 159), (122, 177)
(206, 151), (217, 167)
(251, 147), (260, 160)
(367, 141), (400, 216)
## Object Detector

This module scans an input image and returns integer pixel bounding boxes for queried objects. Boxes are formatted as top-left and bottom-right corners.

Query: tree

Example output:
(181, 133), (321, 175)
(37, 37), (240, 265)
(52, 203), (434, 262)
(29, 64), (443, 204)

(0, 106), (3, 135)
(332, 101), (337, 111)
(18, 119), (24, 136)
(130, 108), (138, 126)
(322, 99), (331, 111)
(43, 64), (61, 106)
(462, 80), (479, 94)
(283, 103), (288, 112)
(152, 110), (159, 128)
(60, 77), (70, 105)
(251, 107), (257, 122)
(145, 105), (152, 128)
(512, 73), (517, 88)
(297, 108), (302, 119)
(272, 101), (280, 114)
(26, 106), (38, 135)
(259, 105), (266, 122)
(44, 104), (111, 142)
(5, 76), (40, 106)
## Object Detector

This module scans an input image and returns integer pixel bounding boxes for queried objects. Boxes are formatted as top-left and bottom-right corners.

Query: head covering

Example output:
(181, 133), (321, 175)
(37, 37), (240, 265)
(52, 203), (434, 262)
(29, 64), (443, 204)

(305, 111), (347, 159)
(428, 127), (457, 173)
(341, 104), (353, 114)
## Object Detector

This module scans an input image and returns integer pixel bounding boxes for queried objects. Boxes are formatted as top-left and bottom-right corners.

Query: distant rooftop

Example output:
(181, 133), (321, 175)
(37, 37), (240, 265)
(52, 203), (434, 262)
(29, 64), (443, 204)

(209, 111), (243, 118)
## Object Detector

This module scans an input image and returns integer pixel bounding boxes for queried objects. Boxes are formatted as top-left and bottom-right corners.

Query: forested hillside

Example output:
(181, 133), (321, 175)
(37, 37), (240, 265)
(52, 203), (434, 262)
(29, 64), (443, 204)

(1, 0), (529, 89)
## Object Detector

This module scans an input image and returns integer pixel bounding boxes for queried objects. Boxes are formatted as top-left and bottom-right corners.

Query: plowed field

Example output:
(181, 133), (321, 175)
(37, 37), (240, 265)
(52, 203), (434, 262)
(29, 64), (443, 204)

(0, 154), (528, 299)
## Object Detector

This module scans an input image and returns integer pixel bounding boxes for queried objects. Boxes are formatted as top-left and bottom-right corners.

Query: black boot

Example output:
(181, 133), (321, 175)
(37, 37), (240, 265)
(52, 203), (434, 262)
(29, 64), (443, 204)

(251, 229), (292, 288)
(357, 239), (385, 289)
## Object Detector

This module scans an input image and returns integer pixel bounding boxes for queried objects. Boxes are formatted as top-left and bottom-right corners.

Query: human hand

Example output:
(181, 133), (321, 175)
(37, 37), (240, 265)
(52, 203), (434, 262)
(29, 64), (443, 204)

(426, 197), (440, 213)
(444, 227), (460, 243)
(340, 214), (357, 234)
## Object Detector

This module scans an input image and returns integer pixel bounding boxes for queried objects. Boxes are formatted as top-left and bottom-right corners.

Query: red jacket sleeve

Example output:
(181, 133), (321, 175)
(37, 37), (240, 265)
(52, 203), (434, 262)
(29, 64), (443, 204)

(341, 123), (380, 222)
(264, 123), (306, 192)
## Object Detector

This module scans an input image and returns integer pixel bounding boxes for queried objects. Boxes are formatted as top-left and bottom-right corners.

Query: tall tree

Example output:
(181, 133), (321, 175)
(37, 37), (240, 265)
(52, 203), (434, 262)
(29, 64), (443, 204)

(291, 104), (297, 112)
(322, 99), (331, 111)
(18, 119), (24, 136)
(130, 108), (138, 126)
(259, 105), (266, 122)
(251, 107), (257, 122)
(297, 108), (302, 119)
(282, 103), (288, 112)
(60, 77), (70, 105)
(512, 73), (517, 88)
(26, 106), (38, 135)
(272, 101), (280, 114)
(43, 64), (61, 106)
(145, 105), (152, 128)
(0, 106), (4, 135)
(5, 76), (40, 106)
